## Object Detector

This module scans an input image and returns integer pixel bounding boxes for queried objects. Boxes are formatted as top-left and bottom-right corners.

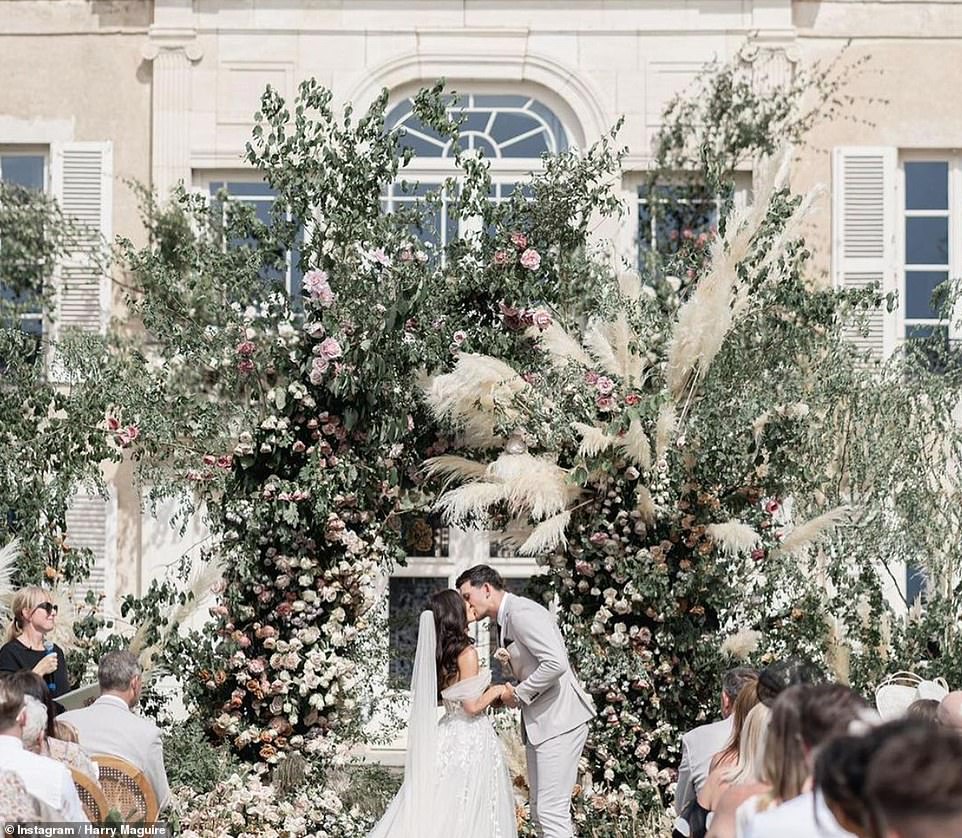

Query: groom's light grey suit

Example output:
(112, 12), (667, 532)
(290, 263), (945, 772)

(500, 592), (595, 838)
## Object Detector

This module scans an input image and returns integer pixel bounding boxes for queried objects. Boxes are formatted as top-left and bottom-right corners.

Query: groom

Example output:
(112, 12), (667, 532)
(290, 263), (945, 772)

(457, 565), (596, 838)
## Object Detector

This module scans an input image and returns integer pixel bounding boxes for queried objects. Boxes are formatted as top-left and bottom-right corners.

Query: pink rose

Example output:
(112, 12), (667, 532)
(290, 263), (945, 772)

(238, 358), (255, 374)
(304, 270), (335, 306)
(519, 248), (541, 271)
(510, 232), (528, 250)
(305, 321), (325, 339)
(532, 309), (552, 331)
(589, 531), (608, 545)
(202, 454), (217, 466)
(765, 499), (781, 514)
(493, 250), (512, 267)
(118, 425), (140, 447)
(452, 330), (467, 346)
(584, 371), (599, 386)
(625, 393), (640, 406)
(596, 395), (615, 412)
(292, 440), (306, 453)
(216, 454), (232, 469)
(371, 247), (391, 267)
(595, 376), (615, 396)
(318, 337), (342, 360)
(309, 357), (329, 385)
(236, 340), (256, 356)
(106, 416), (120, 432)
(751, 548), (766, 562)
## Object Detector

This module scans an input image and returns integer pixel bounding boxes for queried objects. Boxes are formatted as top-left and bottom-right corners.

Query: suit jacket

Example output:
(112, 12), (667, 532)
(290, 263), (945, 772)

(58, 695), (170, 810)
(673, 716), (732, 831)
(500, 592), (595, 746)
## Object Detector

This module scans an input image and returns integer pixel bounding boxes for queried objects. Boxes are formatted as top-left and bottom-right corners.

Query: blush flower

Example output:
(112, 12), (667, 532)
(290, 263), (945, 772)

(532, 309), (552, 330)
(318, 337), (342, 360)
(238, 358), (255, 374)
(595, 376), (615, 395)
(493, 250), (512, 267)
(510, 232), (528, 250)
(236, 340), (256, 356)
(519, 248), (541, 271)
(304, 270), (335, 306)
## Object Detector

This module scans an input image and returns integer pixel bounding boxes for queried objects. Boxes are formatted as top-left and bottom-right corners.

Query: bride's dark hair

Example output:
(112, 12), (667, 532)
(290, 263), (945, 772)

(428, 589), (473, 698)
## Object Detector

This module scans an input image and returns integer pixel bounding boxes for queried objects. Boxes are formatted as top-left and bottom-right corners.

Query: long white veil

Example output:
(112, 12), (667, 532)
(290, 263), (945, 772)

(401, 610), (439, 835)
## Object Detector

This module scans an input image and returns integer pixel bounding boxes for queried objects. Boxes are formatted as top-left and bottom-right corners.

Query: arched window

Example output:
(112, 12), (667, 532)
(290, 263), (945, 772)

(385, 93), (570, 159)
(382, 93), (571, 252)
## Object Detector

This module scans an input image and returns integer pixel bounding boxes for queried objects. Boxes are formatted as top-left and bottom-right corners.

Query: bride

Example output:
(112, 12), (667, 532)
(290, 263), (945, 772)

(368, 589), (518, 838)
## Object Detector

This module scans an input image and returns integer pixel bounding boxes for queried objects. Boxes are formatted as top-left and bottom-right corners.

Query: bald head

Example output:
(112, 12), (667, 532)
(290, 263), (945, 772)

(937, 691), (962, 730)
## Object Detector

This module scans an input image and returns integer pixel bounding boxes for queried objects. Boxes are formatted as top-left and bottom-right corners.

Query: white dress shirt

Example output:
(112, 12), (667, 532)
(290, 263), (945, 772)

(739, 791), (855, 838)
(497, 592), (511, 646)
(0, 734), (87, 821)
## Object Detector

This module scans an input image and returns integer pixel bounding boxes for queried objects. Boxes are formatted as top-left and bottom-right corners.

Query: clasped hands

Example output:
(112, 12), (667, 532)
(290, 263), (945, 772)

(497, 682), (520, 709)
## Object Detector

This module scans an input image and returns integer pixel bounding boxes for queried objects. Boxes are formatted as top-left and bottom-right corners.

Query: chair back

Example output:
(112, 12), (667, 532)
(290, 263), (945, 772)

(90, 755), (159, 823)
(70, 767), (110, 823)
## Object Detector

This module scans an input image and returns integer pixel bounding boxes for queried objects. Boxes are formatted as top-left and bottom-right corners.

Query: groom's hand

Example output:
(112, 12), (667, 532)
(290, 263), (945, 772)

(502, 683), (520, 709)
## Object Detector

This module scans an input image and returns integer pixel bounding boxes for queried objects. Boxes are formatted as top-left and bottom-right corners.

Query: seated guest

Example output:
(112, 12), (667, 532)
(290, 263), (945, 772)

(707, 704), (771, 838)
(673, 667), (757, 837)
(698, 679), (760, 821)
(906, 698), (939, 723)
(0, 675), (86, 821)
(59, 651), (170, 810)
(935, 690), (962, 730)
(817, 718), (962, 838)
(0, 587), (69, 700)
(739, 684), (869, 838)
(18, 682), (99, 784)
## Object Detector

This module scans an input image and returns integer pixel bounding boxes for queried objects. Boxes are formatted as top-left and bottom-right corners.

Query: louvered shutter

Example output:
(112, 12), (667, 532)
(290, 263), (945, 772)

(832, 147), (897, 361)
(65, 487), (116, 609)
(50, 142), (112, 335)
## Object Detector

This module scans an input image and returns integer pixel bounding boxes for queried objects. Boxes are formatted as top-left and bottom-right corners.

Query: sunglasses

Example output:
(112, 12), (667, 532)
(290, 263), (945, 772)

(31, 602), (58, 615)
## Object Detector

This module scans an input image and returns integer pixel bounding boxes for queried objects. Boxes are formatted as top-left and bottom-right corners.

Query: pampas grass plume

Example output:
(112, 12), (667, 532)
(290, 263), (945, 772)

(707, 521), (762, 556)
(720, 629), (761, 660)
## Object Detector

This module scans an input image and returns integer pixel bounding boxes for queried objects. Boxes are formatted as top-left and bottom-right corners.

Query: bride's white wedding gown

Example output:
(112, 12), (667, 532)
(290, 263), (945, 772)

(368, 670), (519, 838)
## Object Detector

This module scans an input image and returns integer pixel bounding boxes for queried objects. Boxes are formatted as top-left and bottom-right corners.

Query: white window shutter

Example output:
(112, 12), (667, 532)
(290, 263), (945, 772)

(50, 142), (113, 336)
(65, 487), (117, 610)
(832, 146), (897, 361)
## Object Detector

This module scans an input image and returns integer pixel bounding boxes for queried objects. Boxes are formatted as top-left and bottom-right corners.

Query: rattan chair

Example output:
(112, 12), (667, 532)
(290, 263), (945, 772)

(70, 767), (110, 823)
(90, 755), (159, 823)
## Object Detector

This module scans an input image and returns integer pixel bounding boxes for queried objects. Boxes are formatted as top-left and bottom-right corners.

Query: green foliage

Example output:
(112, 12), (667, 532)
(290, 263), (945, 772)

(164, 719), (242, 794)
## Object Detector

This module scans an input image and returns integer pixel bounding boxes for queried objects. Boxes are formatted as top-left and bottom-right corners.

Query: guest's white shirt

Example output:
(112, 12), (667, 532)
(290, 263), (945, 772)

(59, 694), (170, 811)
(739, 791), (855, 838)
(497, 593), (511, 645)
(0, 734), (87, 821)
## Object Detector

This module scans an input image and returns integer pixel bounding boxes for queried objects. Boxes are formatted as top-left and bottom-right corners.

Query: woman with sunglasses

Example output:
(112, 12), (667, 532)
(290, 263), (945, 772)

(0, 586), (69, 699)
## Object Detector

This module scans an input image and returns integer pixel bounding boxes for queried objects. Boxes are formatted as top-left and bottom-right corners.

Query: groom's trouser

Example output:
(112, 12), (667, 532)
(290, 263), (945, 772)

(526, 722), (590, 838)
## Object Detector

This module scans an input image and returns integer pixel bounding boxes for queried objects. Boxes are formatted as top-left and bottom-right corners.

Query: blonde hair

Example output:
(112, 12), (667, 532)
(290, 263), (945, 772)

(5, 586), (47, 643)
(725, 702), (771, 786)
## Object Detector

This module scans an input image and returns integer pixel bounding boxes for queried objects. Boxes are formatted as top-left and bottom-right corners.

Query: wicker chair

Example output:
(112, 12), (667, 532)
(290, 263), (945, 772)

(90, 755), (159, 823)
(71, 767), (110, 823)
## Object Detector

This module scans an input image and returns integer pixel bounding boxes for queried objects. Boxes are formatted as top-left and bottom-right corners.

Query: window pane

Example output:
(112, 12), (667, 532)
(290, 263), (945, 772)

(905, 271), (948, 320)
(389, 576), (447, 687)
(905, 161), (948, 211)
(905, 323), (950, 371)
(906, 217), (949, 264)
(225, 181), (275, 198)
(1, 155), (44, 190)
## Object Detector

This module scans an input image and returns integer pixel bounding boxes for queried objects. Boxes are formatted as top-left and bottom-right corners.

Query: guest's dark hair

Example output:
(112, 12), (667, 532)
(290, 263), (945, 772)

(428, 589), (473, 699)
(722, 667), (758, 703)
(6, 671), (56, 738)
(817, 719), (962, 838)
(764, 683), (869, 802)
(906, 698), (939, 723)
(756, 658), (821, 707)
(455, 564), (505, 591)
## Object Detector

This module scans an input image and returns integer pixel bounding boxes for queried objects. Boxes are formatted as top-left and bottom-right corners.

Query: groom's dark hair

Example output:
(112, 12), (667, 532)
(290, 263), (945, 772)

(455, 564), (505, 591)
